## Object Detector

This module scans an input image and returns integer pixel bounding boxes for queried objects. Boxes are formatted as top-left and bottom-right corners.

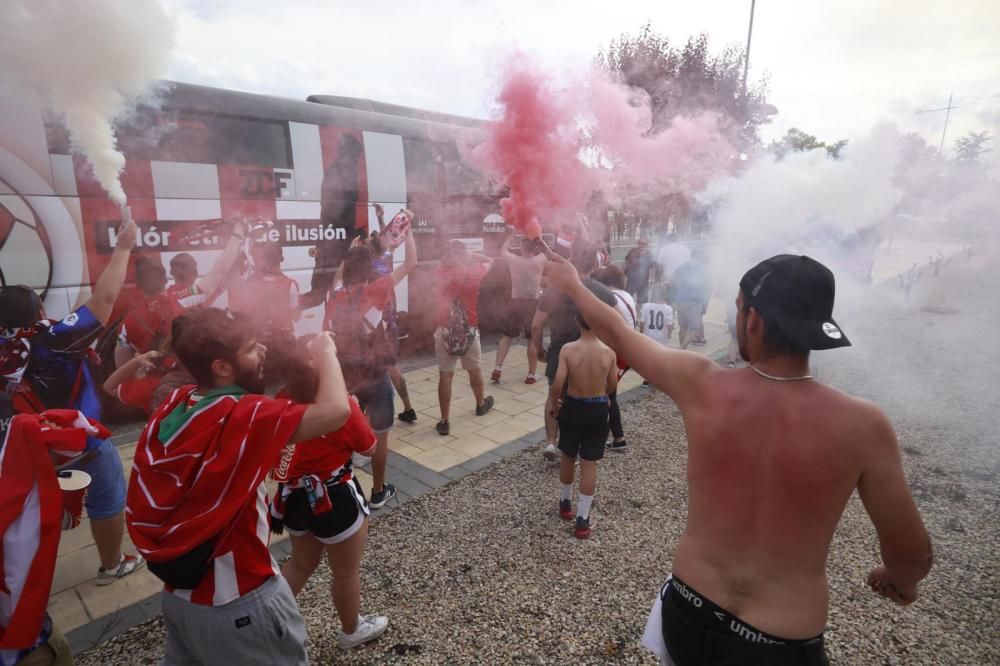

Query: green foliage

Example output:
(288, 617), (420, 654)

(595, 23), (772, 148)
(953, 131), (992, 164)
(768, 128), (849, 159)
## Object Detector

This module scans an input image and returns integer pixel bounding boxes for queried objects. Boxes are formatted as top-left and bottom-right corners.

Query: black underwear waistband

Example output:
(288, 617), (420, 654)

(663, 576), (823, 646)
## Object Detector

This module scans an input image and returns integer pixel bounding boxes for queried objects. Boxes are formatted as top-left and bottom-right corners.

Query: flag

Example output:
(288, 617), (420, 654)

(126, 386), (304, 564)
(0, 410), (106, 650)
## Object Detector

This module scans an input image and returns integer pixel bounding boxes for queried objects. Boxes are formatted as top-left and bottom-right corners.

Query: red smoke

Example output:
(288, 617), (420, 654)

(472, 56), (594, 239)
(471, 56), (735, 238)
(587, 73), (733, 204)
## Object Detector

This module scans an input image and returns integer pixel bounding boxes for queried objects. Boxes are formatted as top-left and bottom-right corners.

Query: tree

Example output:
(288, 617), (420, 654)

(596, 24), (773, 149)
(953, 131), (992, 164)
(768, 128), (849, 159)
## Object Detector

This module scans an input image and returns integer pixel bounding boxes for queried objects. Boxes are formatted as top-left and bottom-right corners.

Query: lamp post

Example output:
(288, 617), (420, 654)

(741, 0), (756, 97)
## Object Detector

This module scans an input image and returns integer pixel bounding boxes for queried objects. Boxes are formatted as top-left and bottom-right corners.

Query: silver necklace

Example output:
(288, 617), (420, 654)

(749, 365), (813, 382)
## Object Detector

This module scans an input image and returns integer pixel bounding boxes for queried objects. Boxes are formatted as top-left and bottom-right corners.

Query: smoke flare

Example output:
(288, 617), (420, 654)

(0, 0), (176, 205)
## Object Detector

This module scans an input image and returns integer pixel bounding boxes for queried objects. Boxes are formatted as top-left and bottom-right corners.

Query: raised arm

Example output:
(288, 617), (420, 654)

(86, 218), (137, 324)
(291, 332), (351, 443)
(543, 255), (712, 405)
(500, 234), (515, 260)
(857, 405), (933, 605)
(389, 228), (417, 285)
(197, 218), (249, 297)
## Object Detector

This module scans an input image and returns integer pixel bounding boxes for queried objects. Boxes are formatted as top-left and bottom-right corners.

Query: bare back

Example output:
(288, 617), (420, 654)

(558, 335), (616, 399)
(673, 367), (884, 638)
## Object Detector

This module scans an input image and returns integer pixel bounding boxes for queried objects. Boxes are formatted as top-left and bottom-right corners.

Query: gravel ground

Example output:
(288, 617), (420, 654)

(78, 250), (999, 665)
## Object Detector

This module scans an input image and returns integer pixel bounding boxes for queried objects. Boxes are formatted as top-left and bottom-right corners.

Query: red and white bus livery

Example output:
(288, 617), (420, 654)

(0, 81), (506, 337)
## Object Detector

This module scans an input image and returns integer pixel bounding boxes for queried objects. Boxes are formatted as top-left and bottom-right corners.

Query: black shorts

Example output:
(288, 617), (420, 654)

(557, 396), (610, 461)
(501, 298), (538, 339)
(282, 478), (369, 544)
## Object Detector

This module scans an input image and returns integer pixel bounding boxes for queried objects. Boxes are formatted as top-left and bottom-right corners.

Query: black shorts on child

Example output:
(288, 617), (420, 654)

(557, 396), (610, 461)
(282, 478), (370, 544)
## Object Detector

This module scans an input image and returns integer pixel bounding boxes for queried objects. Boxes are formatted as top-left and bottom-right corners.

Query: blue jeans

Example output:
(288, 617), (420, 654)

(72, 437), (126, 520)
(353, 373), (394, 433)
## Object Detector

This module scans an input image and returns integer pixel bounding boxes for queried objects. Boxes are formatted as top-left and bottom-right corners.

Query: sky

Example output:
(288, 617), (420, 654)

(162, 0), (999, 151)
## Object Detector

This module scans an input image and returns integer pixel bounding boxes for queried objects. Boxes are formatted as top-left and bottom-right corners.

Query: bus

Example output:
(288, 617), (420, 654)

(0, 80), (512, 344)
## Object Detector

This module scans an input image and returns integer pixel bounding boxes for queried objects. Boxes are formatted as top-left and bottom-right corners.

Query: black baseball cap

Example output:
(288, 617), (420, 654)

(739, 254), (851, 350)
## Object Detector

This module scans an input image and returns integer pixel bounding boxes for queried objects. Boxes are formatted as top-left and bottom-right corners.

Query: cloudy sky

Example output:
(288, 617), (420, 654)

(163, 0), (998, 150)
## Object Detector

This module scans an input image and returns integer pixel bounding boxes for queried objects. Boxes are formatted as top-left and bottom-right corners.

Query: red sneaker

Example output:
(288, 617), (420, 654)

(574, 515), (594, 539)
(559, 499), (573, 521)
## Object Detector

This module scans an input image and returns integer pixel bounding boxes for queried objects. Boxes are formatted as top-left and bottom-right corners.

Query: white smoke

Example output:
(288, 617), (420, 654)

(0, 0), (176, 205)
(701, 122), (904, 299)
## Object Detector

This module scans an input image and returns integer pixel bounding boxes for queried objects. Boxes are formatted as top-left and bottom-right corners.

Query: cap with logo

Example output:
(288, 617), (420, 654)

(739, 254), (851, 351)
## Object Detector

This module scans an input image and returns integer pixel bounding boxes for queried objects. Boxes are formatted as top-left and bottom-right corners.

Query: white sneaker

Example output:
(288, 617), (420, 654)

(542, 443), (558, 461)
(337, 614), (389, 650)
(96, 554), (145, 586)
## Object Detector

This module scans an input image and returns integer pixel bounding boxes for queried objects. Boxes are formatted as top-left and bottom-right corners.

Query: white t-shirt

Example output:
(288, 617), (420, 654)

(611, 289), (637, 329)
(657, 243), (691, 283)
(639, 302), (674, 345)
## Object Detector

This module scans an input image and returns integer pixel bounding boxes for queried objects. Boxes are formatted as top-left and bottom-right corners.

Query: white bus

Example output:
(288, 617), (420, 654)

(0, 81), (508, 340)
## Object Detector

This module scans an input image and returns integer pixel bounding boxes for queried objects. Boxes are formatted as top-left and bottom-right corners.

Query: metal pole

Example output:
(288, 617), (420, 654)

(938, 92), (953, 156)
(741, 0), (756, 96)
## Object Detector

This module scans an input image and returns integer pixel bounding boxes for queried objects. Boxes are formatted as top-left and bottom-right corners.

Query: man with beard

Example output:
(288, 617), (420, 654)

(543, 253), (932, 665)
(126, 308), (351, 665)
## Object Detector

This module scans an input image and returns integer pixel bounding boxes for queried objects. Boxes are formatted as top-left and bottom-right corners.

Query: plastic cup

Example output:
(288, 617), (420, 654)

(57, 470), (91, 530)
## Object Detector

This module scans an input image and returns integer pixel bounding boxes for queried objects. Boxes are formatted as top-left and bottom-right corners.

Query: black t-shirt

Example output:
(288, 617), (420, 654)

(538, 278), (613, 350)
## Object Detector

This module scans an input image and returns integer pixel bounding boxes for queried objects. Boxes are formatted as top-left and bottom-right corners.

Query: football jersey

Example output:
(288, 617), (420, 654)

(639, 303), (674, 345)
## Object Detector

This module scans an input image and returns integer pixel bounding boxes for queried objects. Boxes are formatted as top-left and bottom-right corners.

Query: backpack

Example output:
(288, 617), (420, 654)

(443, 270), (475, 356)
(328, 286), (386, 390)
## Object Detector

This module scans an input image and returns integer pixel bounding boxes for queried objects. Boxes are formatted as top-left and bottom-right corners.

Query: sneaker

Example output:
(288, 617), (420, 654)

(607, 439), (628, 453)
(574, 514), (595, 539)
(491, 368), (502, 383)
(436, 420), (450, 435)
(524, 374), (537, 385)
(96, 554), (145, 586)
(558, 499), (574, 521)
(475, 396), (494, 416)
(397, 409), (417, 423)
(337, 614), (389, 650)
(542, 443), (558, 461)
(369, 483), (396, 509)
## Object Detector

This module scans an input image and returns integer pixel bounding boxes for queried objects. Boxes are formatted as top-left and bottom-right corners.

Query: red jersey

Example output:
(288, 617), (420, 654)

(127, 386), (305, 607)
(166, 282), (217, 309)
(119, 289), (184, 353)
(272, 397), (376, 483)
(116, 376), (159, 414)
(323, 276), (395, 333)
(229, 272), (300, 333)
(436, 263), (487, 327)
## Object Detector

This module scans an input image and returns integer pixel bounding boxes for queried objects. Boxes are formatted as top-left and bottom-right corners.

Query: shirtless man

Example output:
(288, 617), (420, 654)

(543, 253), (932, 664)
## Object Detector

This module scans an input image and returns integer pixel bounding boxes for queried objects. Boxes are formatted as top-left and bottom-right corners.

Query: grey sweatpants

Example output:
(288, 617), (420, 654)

(160, 575), (309, 665)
